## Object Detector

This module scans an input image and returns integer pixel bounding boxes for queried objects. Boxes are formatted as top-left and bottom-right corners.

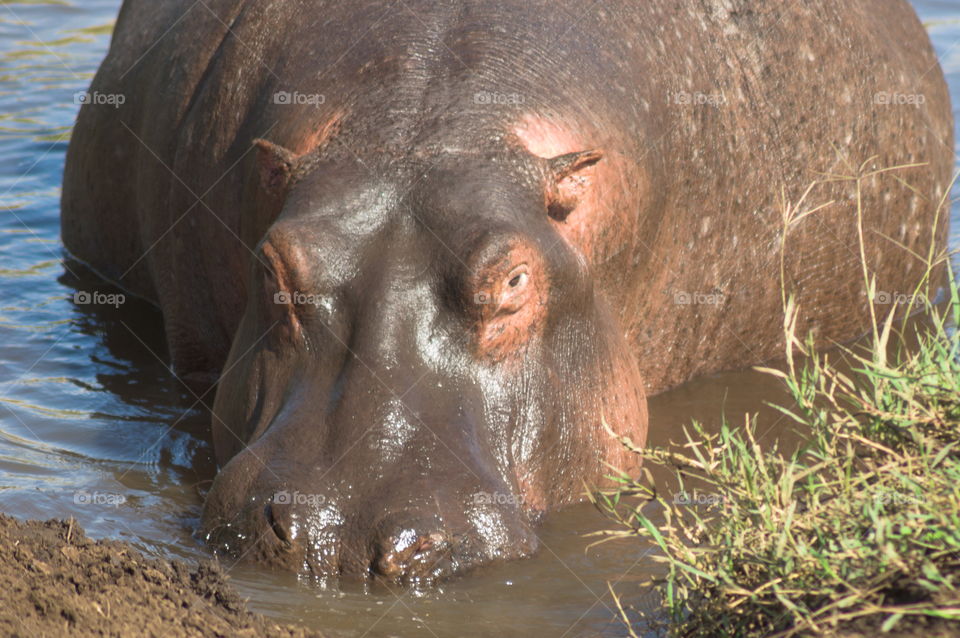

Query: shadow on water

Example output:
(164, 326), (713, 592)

(0, 0), (958, 636)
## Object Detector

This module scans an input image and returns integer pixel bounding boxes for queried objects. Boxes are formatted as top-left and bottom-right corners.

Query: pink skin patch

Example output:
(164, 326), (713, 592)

(289, 109), (346, 157)
(598, 348), (649, 477)
(259, 231), (311, 343)
(516, 471), (547, 512)
(512, 342), (648, 511)
(512, 114), (629, 266)
(256, 110), (348, 192)
(467, 239), (548, 362)
(512, 114), (587, 159)
(511, 115), (649, 500)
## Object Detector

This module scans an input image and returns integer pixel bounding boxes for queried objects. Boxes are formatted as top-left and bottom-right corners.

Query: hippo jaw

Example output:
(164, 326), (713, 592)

(199, 148), (647, 585)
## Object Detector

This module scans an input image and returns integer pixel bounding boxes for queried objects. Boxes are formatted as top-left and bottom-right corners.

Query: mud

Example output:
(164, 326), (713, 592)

(0, 513), (320, 638)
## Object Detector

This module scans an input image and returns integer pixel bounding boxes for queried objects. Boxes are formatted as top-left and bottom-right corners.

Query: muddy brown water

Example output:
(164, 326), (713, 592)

(0, 2), (958, 636)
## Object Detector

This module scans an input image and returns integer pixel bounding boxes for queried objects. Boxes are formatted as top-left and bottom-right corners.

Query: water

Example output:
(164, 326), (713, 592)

(0, 2), (957, 636)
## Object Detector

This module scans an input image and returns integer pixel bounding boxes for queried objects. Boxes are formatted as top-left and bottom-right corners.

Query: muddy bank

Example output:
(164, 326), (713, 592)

(0, 513), (320, 637)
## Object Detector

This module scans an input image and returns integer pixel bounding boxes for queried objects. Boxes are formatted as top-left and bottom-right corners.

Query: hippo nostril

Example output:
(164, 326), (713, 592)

(374, 550), (405, 579)
(373, 531), (449, 581)
(417, 533), (442, 553)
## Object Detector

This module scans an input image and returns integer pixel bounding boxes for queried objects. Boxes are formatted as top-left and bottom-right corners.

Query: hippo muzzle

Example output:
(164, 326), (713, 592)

(200, 151), (646, 584)
(202, 350), (542, 585)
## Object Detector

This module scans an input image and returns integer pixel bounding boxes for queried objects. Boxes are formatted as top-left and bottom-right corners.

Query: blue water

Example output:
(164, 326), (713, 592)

(0, 2), (957, 636)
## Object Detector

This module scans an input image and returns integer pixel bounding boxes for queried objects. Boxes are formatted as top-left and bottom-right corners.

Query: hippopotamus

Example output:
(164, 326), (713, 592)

(62, 0), (953, 584)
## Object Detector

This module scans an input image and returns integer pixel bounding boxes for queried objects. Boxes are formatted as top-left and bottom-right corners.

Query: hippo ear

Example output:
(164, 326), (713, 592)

(545, 150), (604, 221)
(254, 139), (299, 194)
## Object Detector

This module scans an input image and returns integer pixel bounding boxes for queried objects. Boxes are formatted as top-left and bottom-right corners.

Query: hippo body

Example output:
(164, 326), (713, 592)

(63, 0), (952, 583)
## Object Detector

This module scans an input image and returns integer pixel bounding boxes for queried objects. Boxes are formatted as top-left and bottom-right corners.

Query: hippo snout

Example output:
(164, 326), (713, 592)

(262, 501), (462, 584)
(201, 449), (541, 584)
(373, 529), (451, 583)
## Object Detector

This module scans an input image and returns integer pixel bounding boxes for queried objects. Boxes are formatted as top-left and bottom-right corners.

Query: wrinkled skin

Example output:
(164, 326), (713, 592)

(62, 0), (952, 584)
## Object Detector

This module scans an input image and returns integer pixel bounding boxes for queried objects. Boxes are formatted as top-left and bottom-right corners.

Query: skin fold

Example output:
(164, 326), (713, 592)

(62, 0), (952, 584)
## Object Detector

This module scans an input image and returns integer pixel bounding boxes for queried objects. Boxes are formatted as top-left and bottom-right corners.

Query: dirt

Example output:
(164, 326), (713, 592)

(7, 511), (953, 638)
(0, 513), (322, 638)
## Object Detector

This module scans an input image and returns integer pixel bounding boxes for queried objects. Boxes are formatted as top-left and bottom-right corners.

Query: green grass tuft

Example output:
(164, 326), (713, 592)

(595, 164), (960, 637)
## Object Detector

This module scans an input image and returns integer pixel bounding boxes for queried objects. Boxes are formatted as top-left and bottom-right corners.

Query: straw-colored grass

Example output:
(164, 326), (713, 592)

(594, 163), (960, 637)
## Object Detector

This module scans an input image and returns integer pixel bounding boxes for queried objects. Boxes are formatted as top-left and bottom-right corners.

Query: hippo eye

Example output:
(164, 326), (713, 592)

(469, 245), (547, 359)
(504, 266), (528, 292)
(491, 265), (531, 316)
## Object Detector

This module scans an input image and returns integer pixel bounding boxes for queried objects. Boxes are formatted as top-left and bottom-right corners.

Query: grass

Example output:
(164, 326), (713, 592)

(593, 162), (960, 637)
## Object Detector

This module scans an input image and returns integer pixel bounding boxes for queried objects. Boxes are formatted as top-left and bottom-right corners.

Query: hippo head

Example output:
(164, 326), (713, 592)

(200, 139), (647, 586)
